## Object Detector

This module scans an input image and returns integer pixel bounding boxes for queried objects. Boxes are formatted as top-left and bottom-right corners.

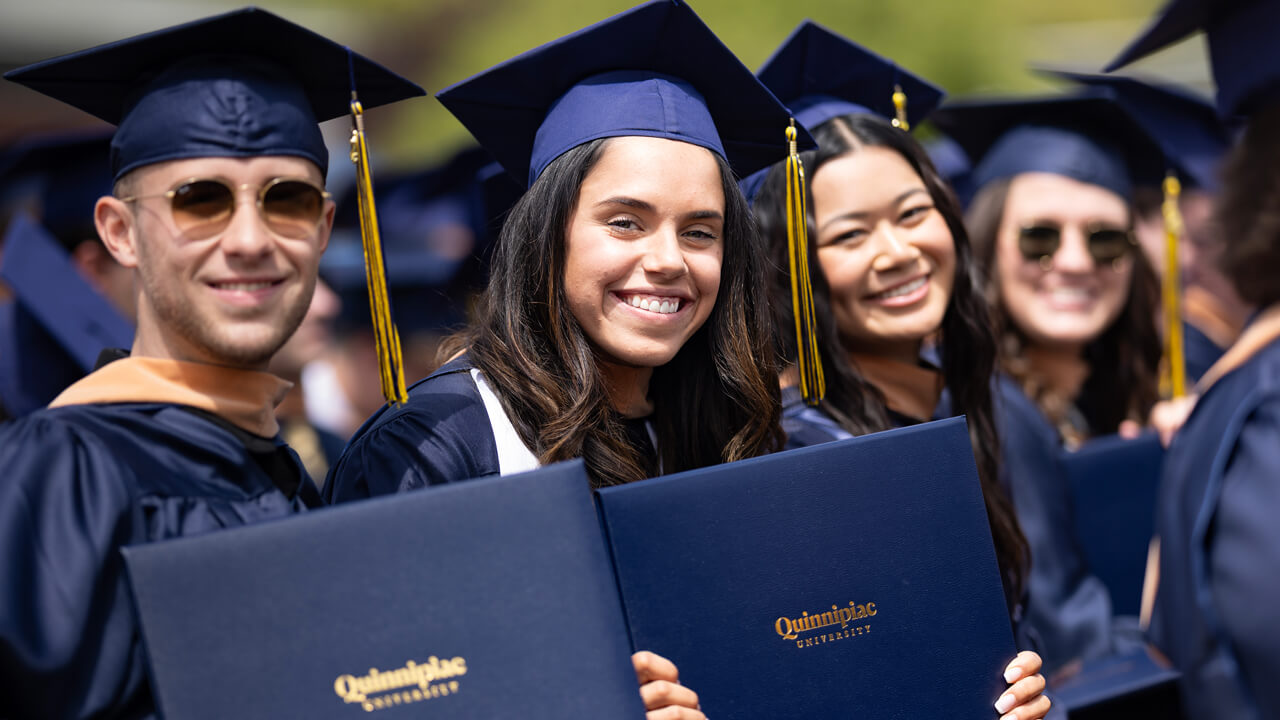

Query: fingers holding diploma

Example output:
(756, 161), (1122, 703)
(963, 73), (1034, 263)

(632, 651), (706, 720)
(995, 650), (1051, 720)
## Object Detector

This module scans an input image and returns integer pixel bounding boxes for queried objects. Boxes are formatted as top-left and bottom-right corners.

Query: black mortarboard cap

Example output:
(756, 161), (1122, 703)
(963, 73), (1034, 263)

(4, 7), (425, 181)
(1104, 0), (1280, 119)
(436, 0), (809, 189)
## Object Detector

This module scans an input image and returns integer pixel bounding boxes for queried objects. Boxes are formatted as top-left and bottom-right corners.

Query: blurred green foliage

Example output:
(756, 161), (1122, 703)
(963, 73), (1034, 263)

(303, 0), (1162, 170)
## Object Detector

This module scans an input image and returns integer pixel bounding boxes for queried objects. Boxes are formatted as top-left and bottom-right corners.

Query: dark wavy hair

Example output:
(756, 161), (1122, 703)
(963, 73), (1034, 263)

(444, 138), (784, 488)
(1217, 103), (1280, 308)
(966, 178), (1161, 439)
(754, 113), (1027, 603)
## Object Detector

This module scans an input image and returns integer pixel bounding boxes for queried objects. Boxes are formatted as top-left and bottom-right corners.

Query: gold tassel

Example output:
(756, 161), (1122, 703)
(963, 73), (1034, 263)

(785, 120), (825, 405)
(891, 84), (909, 131)
(350, 95), (408, 405)
(1160, 171), (1186, 399)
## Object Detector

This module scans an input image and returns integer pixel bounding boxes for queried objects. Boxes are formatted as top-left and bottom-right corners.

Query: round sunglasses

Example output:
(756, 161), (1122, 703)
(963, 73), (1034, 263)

(118, 177), (331, 240)
(1018, 223), (1137, 268)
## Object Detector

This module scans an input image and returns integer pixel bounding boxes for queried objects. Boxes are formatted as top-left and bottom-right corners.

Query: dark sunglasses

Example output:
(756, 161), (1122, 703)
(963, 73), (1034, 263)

(118, 177), (331, 240)
(1018, 223), (1136, 266)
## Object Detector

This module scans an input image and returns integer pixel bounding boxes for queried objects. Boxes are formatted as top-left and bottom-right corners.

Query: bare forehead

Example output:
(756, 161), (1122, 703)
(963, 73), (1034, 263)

(812, 146), (924, 211)
(1004, 172), (1130, 224)
(582, 136), (724, 206)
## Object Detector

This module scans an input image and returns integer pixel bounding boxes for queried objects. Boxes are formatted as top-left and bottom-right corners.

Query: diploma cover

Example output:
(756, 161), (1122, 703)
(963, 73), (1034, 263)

(123, 460), (644, 719)
(597, 417), (1016, 719)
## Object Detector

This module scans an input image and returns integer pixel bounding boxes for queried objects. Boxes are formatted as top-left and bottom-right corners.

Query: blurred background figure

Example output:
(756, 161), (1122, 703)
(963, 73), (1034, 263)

(268, 276), (345, 485)
(303, 146), (503, 441)
(936, 91), (1165, 449)
(1042, 70), (1252, 385)
(0, 130), (135, 421)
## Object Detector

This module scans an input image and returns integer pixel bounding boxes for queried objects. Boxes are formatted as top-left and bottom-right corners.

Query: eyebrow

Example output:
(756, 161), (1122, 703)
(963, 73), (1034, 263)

(817, 187), (928, 233)
(596, 196), (724, 223)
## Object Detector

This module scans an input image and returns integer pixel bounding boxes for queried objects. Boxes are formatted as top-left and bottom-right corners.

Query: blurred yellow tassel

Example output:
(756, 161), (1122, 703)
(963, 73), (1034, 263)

(785, 120), (825, 405)
(891, 84), (909, 131)
(1161, 171), (1186, 399)
(350, 96), (408, 405)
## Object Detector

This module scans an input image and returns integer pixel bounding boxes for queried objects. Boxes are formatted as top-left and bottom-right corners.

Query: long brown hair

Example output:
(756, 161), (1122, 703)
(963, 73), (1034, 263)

(445, 138), (783, 488)
(1217, 103), (1280, 309)
(966, 179), (1161, 439)
(754, 113), (1028, 604)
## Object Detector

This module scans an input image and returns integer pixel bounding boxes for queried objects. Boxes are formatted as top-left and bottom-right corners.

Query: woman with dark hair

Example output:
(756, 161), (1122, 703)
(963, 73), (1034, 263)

(935, 93), (1163, 450)
(324, 4), (796, 716)
(1107, 2), (1280, 716)
(748, 23), (1050, 717)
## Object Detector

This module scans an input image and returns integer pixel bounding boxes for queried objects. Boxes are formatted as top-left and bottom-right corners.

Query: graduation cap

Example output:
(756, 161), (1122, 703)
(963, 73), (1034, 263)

(930, 89), (1167, 201)
(4, 7), (424, 181)
(1104, 0), (1280, 120)
(0, 130), (113, 251)
(1041, 70), (1231, 192)
(5, 7), (426, 405)
(757, 20), (945, 134)
(436, 0), (809, 189)
(740, 20), (946, 203)
(1040, 70), (1229, 399)
(0, 214), (135, 416)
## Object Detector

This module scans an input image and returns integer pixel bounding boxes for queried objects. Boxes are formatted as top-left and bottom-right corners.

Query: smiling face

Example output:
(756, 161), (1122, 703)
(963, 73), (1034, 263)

(562, 136), (724, 369)
(995, 172), (1133, 352)
(105, 155), (334, 369)
(812, 145), (956, 360)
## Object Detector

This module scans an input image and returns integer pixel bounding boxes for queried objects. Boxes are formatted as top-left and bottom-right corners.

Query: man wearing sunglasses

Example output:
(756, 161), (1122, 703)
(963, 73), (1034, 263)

(0, 9), (422, 718)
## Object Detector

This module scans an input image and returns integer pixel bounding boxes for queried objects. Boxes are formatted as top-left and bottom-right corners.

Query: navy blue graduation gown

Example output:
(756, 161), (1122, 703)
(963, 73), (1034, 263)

(987, 377), (1126, 673)
(0, 402), (317, 719)
(1183, 319), (1226, 385)
(325, 357), (502, 502)
(1152, 335), (1280, 720)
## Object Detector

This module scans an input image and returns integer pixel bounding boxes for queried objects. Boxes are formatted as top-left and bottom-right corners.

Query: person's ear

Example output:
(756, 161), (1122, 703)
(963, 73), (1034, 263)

(95, 196), (140, 269)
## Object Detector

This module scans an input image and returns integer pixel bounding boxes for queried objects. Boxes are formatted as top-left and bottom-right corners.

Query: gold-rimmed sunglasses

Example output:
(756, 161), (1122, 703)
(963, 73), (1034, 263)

(118, 177), (332, 240)
(1018, 223), (1137, 270)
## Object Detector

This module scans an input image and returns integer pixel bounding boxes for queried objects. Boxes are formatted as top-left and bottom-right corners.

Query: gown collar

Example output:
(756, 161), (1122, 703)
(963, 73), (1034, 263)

(49, 355), (292, 437)
(1197, 302), (1280, 394)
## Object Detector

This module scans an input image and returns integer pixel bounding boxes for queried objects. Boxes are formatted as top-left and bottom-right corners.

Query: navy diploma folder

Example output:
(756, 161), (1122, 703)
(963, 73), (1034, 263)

(1063, 433), (1164, 616)
(122, 460), (645, 719)
(597, 417), (1017, 719)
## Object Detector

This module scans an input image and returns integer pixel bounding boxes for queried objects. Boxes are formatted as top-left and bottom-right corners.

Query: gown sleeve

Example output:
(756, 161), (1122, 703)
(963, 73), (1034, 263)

(324, 371), (501, 502)
(994, 378), (1117, 672)
(0, 414), (148, 719)
(1209, 393), (1280, 718)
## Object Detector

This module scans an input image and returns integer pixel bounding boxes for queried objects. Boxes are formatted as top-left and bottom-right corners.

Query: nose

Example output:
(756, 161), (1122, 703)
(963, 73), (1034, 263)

(218, 189), (273, 259)
(1053, 226), (1095, 273)
(642, 225), (687, 278)
(870, 223), (921, 271)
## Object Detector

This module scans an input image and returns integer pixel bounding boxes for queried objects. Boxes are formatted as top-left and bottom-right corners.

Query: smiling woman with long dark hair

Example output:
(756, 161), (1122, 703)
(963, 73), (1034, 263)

(323, 3), (786, 498)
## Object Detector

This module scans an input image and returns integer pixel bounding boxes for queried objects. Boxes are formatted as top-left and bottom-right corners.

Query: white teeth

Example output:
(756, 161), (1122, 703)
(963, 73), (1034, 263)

(624, 294), (682, 314)
(215, 281), (274, 291)
(875, 276), (927, 300)
(1049, 287), (1093, 301)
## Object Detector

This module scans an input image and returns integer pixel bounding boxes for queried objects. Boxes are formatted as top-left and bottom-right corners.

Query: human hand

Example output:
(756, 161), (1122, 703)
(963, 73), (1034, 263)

(632, 650), (705, 720)
(993, 650), (1050, 720)
(1149, 394), (1198, 447)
